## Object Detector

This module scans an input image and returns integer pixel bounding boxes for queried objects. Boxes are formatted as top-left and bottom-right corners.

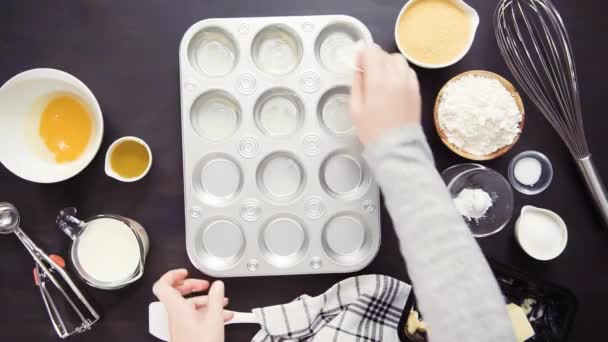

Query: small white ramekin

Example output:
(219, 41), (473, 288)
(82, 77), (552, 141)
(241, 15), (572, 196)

(105, 136), (153, 182)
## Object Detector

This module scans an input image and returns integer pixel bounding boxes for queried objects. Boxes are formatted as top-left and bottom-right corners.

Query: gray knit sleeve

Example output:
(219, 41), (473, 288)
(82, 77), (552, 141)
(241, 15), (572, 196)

(363, 124), (515, 342)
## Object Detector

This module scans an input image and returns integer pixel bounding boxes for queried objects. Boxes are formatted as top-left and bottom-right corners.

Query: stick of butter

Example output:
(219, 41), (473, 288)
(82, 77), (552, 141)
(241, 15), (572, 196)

(507, 303), (535, 342)
(406, 309), (427, 335)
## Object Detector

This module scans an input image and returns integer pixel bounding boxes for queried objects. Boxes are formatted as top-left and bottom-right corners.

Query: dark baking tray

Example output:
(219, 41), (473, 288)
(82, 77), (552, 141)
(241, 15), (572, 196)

(398, 260), (577, 342)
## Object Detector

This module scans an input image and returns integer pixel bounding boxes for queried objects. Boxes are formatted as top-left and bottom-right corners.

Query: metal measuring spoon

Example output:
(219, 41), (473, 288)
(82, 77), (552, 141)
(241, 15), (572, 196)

(0, 202), (42, 255)
(0, 202), (56, 258)
(0, 202), (20, 234)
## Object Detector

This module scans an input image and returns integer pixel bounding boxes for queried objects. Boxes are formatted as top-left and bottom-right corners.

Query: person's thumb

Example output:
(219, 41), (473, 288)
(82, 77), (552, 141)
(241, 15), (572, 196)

(207, 281), (226, 313)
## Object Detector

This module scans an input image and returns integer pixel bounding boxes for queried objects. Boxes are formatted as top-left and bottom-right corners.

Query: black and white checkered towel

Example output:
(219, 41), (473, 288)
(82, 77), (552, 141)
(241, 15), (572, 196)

(251, 275), (411, 342)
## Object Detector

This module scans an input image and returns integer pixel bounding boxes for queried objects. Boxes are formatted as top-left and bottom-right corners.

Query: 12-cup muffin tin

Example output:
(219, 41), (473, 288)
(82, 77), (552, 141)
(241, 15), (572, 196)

(179, 15), (380, 277)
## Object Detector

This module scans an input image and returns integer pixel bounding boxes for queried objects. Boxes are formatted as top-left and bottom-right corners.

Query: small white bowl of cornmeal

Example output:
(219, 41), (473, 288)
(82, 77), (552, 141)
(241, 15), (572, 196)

(395, 0), (480, 68)
(515, 206), (568, 261)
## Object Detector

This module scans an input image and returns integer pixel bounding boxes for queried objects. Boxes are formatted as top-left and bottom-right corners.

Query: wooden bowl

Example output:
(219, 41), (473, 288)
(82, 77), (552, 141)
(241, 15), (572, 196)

(434, 70), (525, 161)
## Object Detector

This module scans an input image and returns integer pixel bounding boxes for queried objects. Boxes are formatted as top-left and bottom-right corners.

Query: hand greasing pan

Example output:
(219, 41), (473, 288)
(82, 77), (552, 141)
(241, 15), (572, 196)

(180, 16), (380, 277)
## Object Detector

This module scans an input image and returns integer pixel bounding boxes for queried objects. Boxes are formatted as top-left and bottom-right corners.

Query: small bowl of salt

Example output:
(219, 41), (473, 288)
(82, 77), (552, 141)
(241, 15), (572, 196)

(508, 151), (553, 195)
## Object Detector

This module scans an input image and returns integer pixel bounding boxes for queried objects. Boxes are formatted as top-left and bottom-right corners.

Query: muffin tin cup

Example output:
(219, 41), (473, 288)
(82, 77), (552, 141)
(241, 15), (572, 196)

(315, 22), (366, 74)
(321, 212), (376, 266)
(317, 86), (354, 136)
(190, 90), (242, 142)
(188, 27), (239, 77)
(180, 16), (379, 277)
(320, 150), (371, 200)
(193, 217), (246, 271)
(256, 151), (307, 204)
(259, 214), (310, 268)
(192, 153), (244, 206)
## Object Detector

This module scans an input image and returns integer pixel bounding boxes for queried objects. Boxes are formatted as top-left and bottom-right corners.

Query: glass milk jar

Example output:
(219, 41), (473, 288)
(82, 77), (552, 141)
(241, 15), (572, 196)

(56, 207), (149, 290)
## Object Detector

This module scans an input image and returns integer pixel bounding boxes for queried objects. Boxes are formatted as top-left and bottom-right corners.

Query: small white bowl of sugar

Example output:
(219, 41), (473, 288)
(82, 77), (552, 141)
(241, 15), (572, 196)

(508, 151), (553, 195)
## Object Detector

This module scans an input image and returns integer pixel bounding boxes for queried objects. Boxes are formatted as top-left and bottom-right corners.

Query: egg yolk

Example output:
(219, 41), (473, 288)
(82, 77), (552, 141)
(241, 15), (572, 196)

(39, 95), (93, 163)
(110, 140), (150, 179)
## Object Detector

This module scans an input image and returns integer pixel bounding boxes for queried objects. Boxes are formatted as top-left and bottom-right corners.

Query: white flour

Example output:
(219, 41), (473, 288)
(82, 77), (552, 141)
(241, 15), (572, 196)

(453, 188), (493, 220)
(438, 75), (522, 156)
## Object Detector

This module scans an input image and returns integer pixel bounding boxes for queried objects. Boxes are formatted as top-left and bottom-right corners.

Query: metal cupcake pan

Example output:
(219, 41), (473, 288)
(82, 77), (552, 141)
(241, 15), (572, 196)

(179, 15), (380, 277)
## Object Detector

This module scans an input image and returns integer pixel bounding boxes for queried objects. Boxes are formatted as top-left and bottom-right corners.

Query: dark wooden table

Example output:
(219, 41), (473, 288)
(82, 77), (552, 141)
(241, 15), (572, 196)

(1, 0), (607, 340)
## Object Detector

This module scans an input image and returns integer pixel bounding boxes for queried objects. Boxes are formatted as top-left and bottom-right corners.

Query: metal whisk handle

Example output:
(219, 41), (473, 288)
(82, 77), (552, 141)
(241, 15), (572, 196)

(577, 155), (608, 227)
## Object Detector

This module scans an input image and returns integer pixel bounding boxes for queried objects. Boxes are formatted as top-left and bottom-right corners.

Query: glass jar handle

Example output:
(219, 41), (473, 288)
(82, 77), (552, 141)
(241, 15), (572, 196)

(56, 207), (85, 241)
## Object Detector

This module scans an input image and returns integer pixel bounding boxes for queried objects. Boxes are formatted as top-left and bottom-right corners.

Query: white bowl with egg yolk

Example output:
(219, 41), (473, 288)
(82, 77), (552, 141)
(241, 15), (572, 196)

(394, 0), (480, 69)
(0, 69), (104, 183)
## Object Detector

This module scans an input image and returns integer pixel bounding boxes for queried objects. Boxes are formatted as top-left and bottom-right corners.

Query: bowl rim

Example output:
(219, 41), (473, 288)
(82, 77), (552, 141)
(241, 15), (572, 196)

(394, 0), (480, 69)
(434, 70), (526, 161)
(0, 68), (104, 183)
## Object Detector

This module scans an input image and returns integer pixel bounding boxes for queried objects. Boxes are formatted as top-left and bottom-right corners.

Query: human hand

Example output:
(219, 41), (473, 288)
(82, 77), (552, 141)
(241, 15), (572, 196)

(152, 269), (234, 342)
(350, 45), (422, 146)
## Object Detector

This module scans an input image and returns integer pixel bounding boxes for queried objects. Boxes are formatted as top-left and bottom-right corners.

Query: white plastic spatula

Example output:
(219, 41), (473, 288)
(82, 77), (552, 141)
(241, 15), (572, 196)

(148, 302), (259, 341)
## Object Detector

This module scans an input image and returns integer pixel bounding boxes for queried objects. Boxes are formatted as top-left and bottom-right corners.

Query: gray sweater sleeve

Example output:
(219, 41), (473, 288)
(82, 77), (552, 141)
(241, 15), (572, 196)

(363, 125), (515, 342)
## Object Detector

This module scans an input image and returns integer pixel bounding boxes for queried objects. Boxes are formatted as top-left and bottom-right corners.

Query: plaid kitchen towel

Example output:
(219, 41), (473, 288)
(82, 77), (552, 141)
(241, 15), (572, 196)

(251, 275), (411, 342)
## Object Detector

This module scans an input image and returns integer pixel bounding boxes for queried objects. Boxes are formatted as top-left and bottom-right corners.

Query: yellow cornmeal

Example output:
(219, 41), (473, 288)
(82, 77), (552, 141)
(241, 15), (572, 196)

(110, 140), (150, 179)
(397, 0), (473, 65)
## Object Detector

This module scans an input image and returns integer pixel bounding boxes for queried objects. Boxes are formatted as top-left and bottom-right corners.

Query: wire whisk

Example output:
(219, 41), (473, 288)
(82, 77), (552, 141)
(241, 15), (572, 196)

(495, 0), (608, 227)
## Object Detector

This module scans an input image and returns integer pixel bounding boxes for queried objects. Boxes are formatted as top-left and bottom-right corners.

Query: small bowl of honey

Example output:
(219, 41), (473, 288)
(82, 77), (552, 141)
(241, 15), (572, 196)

(105, 137), (152, 182)
(0, 68), (104, 183)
